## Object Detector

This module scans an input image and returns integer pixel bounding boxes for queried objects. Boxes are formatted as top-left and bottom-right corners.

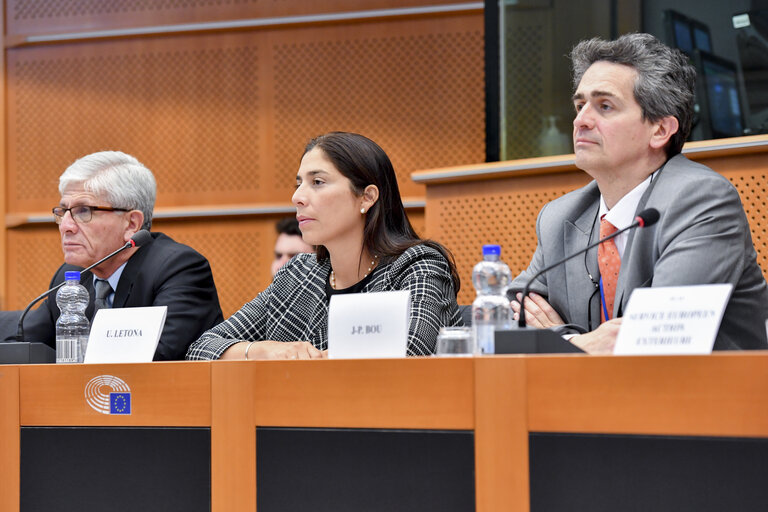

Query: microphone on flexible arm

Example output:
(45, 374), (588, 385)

(15, 229), (153, 343)
(517, 208), (660, 329)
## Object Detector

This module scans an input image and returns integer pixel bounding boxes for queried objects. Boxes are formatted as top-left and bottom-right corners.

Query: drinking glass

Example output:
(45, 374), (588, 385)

(435, 326), (475, 356)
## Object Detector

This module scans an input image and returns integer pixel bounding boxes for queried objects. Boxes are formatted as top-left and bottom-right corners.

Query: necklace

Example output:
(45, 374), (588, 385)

(330, 255), (378, 290)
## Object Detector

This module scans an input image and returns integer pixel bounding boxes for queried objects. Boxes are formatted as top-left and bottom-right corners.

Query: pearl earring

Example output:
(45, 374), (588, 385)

(360, 208), (365, 214)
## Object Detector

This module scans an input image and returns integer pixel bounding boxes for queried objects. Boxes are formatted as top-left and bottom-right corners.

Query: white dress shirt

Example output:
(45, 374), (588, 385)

(598, 172), (656, 257)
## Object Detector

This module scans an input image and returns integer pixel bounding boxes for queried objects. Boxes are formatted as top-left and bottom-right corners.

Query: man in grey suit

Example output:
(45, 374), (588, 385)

(510, 33), (768, 353)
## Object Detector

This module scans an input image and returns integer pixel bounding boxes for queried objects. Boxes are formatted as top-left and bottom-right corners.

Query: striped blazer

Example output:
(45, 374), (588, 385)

(185, 244), (461, 360)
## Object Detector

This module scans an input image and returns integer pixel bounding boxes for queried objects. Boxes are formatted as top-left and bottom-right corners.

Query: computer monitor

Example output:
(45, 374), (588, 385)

(734, 10), (768, 133)
(693, 25), (712, 52)
(664, 10), (713, 56)
(693, 50), (745, 139)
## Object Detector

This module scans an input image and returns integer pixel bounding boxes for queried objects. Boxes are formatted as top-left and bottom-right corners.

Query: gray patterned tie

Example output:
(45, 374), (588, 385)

(93, 279), (113, 312)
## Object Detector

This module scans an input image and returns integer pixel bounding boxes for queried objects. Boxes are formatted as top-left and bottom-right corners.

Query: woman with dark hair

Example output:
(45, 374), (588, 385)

(186, 132), (461, 360)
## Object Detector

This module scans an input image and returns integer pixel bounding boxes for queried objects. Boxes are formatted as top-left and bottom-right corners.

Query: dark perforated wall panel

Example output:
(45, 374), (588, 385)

(21, 426), (210, 512)
(256, 427), (475, 512)
(530, 432), (768, 512)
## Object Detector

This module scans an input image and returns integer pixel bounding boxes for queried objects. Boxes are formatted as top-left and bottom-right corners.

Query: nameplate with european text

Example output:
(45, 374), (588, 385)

(614, 284), (732, 355)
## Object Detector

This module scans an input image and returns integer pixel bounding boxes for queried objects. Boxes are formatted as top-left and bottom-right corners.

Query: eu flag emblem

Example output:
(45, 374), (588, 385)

(109, 392), (131, 415)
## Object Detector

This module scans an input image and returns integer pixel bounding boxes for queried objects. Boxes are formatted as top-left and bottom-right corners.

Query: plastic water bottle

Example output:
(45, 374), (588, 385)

(472, 245), (512, 354)
(56, 271), (90, 363)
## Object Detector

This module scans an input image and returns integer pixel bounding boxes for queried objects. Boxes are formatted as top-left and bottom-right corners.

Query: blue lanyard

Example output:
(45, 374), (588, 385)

(599, 276), (610, 321)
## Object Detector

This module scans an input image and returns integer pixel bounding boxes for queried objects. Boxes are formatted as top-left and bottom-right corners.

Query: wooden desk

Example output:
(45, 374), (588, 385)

(2, 354), (768, 511)
(211, 354), (768, 511)
(1, 362), (211, 512)
(211, 357), (480, 511)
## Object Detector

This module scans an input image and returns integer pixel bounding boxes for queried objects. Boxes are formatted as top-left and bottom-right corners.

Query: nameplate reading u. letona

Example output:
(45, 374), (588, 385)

(327, 290), (410, 359)
(614, 284), (732, 355)
(84, 306), (167, 363)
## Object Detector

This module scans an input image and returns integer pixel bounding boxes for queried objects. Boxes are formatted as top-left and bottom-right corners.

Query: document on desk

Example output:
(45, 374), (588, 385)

(327, 290), (410, 359)
(84, 306), (167, 363)
(614, 284), (732, 355)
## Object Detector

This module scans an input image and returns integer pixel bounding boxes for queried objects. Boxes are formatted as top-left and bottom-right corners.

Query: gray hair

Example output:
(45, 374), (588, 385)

(570, 33), (696, 157)
(59, 151), (156, 230)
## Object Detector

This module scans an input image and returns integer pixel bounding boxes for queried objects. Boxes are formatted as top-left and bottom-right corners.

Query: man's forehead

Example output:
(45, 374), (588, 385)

(60, 186), (104, 205)
(575, 61), (637, 96)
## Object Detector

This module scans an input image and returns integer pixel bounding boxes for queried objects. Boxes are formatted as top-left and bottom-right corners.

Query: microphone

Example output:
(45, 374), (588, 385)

(15, 230), (152, 343)
(517, 208), (660, 328)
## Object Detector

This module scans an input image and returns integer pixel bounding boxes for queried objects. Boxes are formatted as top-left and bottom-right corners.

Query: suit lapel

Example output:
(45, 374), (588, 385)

(614, 164), (665, 317)
(112, 279), (133, 309)
(563, 199), (601, 330)
(111, 239), (153, 308)
(112, 261), (138, 309)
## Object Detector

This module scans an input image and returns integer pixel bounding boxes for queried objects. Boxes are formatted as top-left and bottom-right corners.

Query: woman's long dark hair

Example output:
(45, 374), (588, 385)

(304, 132), (460, 293)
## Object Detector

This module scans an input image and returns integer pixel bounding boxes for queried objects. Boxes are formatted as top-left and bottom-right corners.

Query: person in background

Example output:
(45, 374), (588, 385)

(186, 132), (461, 360)
(10, 151), (223, 360)
(510, 33), (768, 353)
(271, 216), (313, 276)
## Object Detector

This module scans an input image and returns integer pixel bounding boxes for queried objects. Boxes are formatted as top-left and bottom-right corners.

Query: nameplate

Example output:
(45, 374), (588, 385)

(614, 284), (732, 355)
(84, 306), (167, 363)
(327, 290), (410, 359)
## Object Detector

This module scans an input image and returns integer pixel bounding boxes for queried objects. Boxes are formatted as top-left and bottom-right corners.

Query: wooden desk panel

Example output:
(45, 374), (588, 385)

(526, 353), (768, 437)
(474, 356), (529, 512)
(19, 361), (211, 426)
(5, 354), (768, 512)
(211, 358), (475, 511)
(247, 358), (474, 429)
(0, 366), (20, 512)
(201, 354), (768, 511)
(211, 362), (256, 512)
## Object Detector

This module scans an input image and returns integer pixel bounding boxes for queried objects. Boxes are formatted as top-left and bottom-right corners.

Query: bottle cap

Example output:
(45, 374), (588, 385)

(482, 244), (501, 256)
(64, 271), (81, 281)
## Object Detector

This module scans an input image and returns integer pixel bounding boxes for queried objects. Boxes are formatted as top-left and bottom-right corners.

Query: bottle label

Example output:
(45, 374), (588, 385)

(56, 336), (86, 364)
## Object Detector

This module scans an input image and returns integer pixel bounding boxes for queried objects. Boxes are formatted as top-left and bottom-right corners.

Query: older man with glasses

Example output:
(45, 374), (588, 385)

(7, 151), (223, 360)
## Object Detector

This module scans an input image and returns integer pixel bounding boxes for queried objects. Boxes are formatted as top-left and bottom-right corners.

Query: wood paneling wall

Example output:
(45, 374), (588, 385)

(2, 1), (484, 314)
(6, 0), (477, 37)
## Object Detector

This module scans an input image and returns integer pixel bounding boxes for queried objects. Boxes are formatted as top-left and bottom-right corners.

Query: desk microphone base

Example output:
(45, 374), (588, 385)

(494, 328), (585, 354)
(0, 342), (56, 364)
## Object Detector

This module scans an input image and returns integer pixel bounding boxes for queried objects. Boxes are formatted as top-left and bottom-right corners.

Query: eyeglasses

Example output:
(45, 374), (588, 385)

(52, 205), (129, 224)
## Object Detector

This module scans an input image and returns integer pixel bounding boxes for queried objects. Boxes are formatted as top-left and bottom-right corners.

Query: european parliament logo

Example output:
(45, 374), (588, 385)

(84, 375), (132, 415)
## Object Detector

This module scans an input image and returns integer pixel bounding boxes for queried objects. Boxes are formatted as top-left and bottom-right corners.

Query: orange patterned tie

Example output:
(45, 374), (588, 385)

(598, 217), (620, 322)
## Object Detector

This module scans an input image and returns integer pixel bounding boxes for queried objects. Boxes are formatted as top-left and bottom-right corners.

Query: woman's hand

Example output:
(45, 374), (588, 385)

(221, 340), (325, 360)
(251, 341), (325, 360)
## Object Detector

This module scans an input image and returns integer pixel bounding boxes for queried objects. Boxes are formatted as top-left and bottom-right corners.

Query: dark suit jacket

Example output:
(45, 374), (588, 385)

(511, 154), (768, 350)
(11, 232), (223, 360)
